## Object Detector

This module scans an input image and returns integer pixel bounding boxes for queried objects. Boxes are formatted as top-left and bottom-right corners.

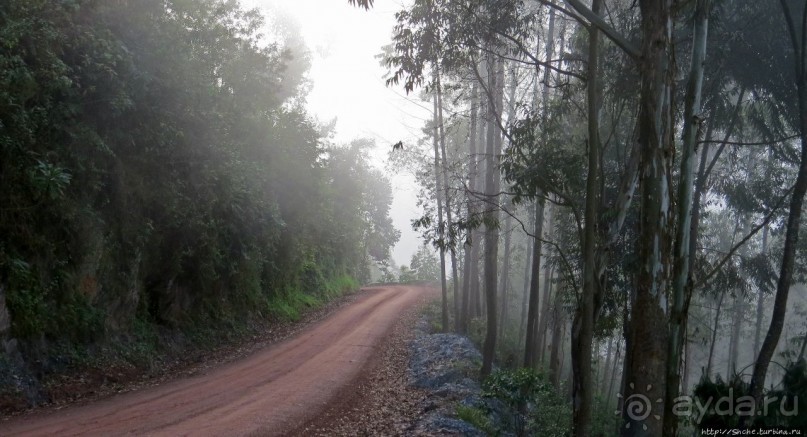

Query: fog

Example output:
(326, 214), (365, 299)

(2, 0), (806, 434)
(242, 0), (431, 267)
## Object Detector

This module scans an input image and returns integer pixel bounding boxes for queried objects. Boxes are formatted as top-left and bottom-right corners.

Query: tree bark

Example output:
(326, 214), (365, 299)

(549, 278), (564, 388)
(518, 205), (534, 346)
(664, 1), (710, 433)
(601, 336), (614, 396)
(498, 67), (518, 338)
(572, 0), (602, 433)
(460, 82), (480, 335)
(753, 225), (768, 356)
(431, 87), (449, 333)
(533, 6), (556, 369)
(537, 204), (553, 363)
(727, 294), (743, 377)
(435, 70), (460, 332)
(706, 291), (725, 378)
(481, 50), (502, 378)
(622, 0), (674, 434)
(499, 212), (512, 337)
(682, 335), (692, 396)
(607, 339), (622, 407)
(523, 198), (545, 368)
(471, 93), (487, 320)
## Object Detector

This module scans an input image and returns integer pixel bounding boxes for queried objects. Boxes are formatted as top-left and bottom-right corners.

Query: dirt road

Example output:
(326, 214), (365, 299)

(1, 285), (434, 436)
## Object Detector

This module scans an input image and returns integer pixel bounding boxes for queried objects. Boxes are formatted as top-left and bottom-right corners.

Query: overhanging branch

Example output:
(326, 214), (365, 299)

(560, 0), (641, 58)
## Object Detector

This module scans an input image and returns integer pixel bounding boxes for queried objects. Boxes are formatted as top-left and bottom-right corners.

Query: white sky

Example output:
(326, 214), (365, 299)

(241, 0), (430, 267)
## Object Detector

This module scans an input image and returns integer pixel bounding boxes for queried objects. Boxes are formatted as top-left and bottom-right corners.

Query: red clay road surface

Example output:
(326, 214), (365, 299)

(1, 284), (435, 436)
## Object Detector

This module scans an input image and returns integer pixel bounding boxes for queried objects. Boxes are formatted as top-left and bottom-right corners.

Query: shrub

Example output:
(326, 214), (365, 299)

(456, 404), (496, 435)
(692, 362), (806, 430)
(482, 368), (571, 436)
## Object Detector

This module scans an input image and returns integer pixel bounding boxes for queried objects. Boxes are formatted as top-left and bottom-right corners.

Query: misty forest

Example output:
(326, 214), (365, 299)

(2, 0), (807, 435)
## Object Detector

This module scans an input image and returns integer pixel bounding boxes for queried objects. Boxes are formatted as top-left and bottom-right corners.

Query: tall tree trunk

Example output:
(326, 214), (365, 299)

(682, 335), (692, 396)
(499, 212), (512, 337)
(664, 1), (710, 433)
(524, 198), (545, 368)
(728, 153), (756, 378)
(470, 243), (482, 318)
(549, 280), (564, 388)
(518, 205), (534, 346)
(607, 339), (622, 407)
(618, 308), (632, 436)
(728, 295), (743, 377)
(498, 67), (518, 338)
(461, 82), (480, 335)
(748, 1), (807, 409)
(435, 67), (459, 332)
(461, 236), (472, 333)
(623, 0), (674, 434)
(432, 88), (449, 333)
(572, 0), (602, 434)
(601, 336), (614, 396)
(481, 51), (502, 378)
(532, 6), (556, 369)
(471, 94), (487, 320)
(706, 291), (725, 377)
(753, 225), (769, 356)
(560, 320), (570, 390)
(537, 204), (554, 364)
(539, 265), (554, 364)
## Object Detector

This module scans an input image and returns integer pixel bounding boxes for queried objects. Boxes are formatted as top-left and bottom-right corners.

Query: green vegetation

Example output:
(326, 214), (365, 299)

(267, 275), (358, 322)
(453, 368), (572, 436)
(481, 368), (570, 437)
(0, 0), (397, 378)
(398, 244), (440, 283)
(692, 359), (806, 431)
(456, 404), (496, 435)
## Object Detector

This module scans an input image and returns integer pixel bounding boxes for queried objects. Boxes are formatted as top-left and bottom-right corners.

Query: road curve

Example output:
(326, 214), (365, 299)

(1, 285), (435, 436)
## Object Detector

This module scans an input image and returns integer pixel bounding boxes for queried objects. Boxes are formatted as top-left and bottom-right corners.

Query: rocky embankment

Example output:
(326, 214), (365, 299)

(299, 303), (508, 436)
(407, 316), (510, 436)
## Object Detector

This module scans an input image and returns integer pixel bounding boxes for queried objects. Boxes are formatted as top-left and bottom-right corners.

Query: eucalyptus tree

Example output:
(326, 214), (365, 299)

(372, 0), (805, 432)
(431, 81), (451, 332)
(571, 0), (603, 430)
(522, 6), (556, 372)
(460, 82), (481, 334)
(384, 0), (526, 375)
(664, 0), (711, 433)
(554, 0), (734, 433)
(385, 0), (455, 331)
(480, 48), (504, 377)
(503, 3), (639, 432)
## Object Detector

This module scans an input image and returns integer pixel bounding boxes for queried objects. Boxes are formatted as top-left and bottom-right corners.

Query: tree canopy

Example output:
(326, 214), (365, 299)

(0, 0), (398, 345)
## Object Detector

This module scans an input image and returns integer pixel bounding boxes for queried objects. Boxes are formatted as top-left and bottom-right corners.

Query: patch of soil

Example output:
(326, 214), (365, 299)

(0, 288), (365, 419)
(291, 300), (430, 436)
